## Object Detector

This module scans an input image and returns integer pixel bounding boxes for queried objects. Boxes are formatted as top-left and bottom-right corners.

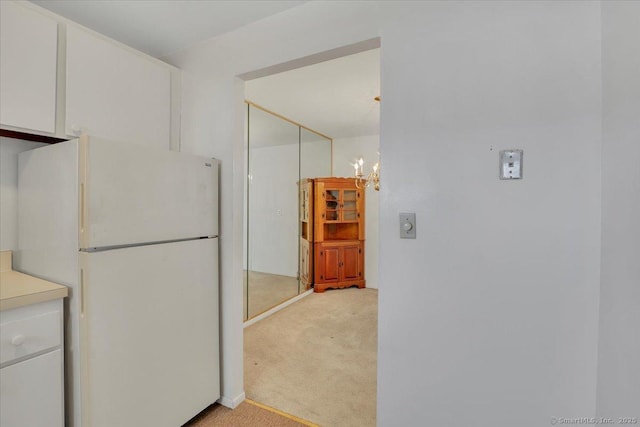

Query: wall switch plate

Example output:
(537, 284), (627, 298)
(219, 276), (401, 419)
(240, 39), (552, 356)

(499, 149), (523, 180)
(399, 212), (416, 239)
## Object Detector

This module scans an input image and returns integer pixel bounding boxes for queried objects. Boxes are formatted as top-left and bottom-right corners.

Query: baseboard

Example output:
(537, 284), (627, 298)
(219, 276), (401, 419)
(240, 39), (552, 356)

(243, 289), (313, 328)
(217, 391), (246, 409)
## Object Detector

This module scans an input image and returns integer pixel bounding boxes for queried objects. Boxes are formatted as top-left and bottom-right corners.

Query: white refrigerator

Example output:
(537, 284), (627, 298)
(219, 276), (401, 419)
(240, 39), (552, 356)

(17, 135), (220, 427)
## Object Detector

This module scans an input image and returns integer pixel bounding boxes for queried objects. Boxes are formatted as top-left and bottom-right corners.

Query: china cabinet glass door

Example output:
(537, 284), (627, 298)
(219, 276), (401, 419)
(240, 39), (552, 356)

(342, 190), (358, 221)
(325, 190), (339, 221)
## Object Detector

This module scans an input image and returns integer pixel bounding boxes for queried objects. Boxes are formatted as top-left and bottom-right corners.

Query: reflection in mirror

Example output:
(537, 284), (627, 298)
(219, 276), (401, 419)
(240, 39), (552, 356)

(244, 104), (332, 321)
(245, 104), (299, 319)
(300, 128), (332, 180)
(299, 128), (332, 294)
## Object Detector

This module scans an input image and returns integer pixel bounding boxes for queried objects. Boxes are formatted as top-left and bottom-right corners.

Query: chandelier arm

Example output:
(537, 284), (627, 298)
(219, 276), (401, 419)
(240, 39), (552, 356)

(352, 158), (381, 191)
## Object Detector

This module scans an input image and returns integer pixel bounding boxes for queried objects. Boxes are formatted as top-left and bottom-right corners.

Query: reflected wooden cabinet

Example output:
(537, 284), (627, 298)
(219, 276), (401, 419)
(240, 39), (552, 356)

(300, 238), (312, 287)
(300, 179), (313, 224)
(299, 179), (314, 289)
(299, 177), (365, 293)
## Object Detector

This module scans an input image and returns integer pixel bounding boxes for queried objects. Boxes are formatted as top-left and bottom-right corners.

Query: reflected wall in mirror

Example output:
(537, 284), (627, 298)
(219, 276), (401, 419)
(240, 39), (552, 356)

(301, 128), (332, 179)
(244, 103), (332, 321)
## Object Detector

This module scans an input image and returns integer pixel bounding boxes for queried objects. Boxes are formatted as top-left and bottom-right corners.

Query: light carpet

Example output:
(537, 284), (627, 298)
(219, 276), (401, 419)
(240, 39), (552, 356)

(244, 287), (378, 427)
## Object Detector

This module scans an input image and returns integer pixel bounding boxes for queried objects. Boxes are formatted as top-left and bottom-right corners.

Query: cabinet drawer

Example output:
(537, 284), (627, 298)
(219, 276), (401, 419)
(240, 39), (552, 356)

(0, 311), (61, 366)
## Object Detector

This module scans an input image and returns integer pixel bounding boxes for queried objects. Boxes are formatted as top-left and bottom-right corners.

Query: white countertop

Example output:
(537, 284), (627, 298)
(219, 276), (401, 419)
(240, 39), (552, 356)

(0, 251), (68, 311)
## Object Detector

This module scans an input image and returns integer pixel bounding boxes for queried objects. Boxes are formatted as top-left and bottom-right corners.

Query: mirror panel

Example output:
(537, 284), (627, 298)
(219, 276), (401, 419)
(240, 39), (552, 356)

(300, 128), (332, 179)
(246, 105), (300, 319)
(244, 104), (332, 321)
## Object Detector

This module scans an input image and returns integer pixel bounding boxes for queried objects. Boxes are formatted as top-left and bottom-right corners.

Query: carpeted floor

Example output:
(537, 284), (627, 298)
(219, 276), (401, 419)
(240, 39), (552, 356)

(244, 287), (378, 427)
(184, 400), (317, 426)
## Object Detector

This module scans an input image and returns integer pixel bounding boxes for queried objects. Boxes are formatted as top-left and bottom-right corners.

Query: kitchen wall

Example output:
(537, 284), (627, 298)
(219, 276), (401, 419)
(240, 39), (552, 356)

(0, 138), (46, 250)
(597, 0), (640, 417)
(167, 1), (633, 423)
(332, 134), (379, 289)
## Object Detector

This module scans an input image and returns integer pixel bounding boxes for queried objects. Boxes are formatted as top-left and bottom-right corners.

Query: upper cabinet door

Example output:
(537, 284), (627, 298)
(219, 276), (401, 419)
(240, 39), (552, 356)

(0, 2), (58, 133)
(66, 26), (171, 150)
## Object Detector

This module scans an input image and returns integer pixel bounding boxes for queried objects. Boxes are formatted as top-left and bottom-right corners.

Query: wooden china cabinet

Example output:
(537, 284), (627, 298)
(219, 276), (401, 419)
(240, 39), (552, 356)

(299, 177), (365, 293)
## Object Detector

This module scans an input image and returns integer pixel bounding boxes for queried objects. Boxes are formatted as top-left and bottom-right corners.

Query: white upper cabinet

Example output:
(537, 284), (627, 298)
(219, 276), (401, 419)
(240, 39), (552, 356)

(0, 1), (58, 134)
(0, 1), (177, 148)
(66, 26), (171, 150)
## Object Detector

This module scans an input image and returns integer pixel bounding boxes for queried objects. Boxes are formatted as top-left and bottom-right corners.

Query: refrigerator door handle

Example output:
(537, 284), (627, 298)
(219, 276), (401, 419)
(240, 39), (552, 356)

(80, 269), (85, 316)
(80, 183), (85, 234)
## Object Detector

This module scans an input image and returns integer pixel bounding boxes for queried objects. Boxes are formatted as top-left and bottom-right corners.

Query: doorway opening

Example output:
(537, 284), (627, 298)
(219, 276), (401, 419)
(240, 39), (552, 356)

(240, 44), (381, 426)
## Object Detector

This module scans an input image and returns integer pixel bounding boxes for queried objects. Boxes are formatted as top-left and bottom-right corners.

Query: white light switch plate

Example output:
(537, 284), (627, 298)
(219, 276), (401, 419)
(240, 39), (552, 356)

(499, 149), (523, 180)
(399, 212), (416, 239)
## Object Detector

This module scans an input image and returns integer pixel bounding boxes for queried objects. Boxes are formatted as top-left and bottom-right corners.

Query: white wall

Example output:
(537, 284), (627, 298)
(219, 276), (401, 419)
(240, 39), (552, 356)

(332, 134), (379, 289)
(300, 139), (331, 179)
(378, 3), (602, 425)
(0, 137), (46, 250)
(168, 1), (606, 422)
(597, 0), (640, 418)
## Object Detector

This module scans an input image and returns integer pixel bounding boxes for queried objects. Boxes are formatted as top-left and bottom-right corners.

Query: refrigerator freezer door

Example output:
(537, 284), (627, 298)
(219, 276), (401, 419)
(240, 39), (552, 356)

(77, 238), (219, 427)
(18, 141), (79, 287)
(79, 136), (219, 249)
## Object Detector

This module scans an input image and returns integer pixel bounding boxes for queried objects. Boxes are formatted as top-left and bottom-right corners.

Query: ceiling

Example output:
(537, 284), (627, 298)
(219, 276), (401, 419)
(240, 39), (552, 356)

(246, 48), (380, 141)
(31, 0), (380, 140)
(32, 0), (307, 58)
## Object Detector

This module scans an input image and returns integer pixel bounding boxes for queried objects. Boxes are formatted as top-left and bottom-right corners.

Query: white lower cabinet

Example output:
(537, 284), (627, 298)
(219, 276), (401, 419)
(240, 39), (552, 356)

(0, 299), (64, 427)
(0, 350), (63, 427)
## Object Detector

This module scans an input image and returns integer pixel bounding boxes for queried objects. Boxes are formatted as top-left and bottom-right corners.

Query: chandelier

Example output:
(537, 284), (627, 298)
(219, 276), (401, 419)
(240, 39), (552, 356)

(352, 96), (380, 191)
(353, 155), (380, 191)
